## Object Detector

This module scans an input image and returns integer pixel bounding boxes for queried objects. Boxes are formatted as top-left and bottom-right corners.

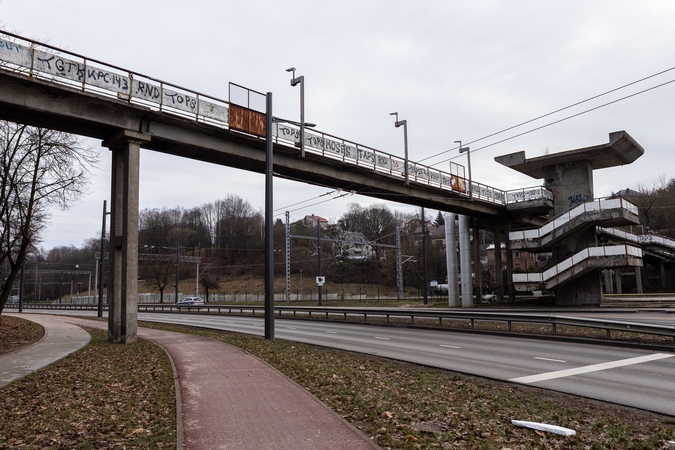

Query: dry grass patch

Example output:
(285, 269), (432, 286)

(0, 315), (44, 356)
(0, 328), (176, 449)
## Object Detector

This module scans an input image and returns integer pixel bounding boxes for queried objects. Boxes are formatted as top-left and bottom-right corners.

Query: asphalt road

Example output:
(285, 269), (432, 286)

(22, 309), (675, 416)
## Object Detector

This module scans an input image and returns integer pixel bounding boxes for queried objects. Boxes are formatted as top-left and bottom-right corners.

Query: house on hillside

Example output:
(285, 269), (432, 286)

(303, 214), (329, 230)
(332, 231), (374, 261)
(413, 223), (446, 248)
(485, 243), (540, 285)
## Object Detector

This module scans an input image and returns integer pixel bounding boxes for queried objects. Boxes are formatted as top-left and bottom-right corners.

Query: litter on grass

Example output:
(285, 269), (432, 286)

(511, 420), (576, 436)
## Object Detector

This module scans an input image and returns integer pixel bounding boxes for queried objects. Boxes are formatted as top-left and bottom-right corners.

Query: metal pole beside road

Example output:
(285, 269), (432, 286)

(264, 92), (275, 340)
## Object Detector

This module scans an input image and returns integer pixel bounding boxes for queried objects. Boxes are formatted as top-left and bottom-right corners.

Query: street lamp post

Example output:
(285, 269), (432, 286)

(390, 112), (409, 185)
(316, 217), (322, 306)
(59, 264), (63, 304)
(265, 92), (275, 340)
(265, 97), (317, 339)
(175, 242), (179, 303)
(286, 67), (307, 158)
(421, 207), (428, 305)
(98, 200), (110, 318)
(18, 262), (24, 313)
(456, 140), (472, 200)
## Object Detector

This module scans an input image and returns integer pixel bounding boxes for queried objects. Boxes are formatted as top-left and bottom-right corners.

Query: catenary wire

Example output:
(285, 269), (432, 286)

(431, 77), (675, 167)
(420, 65), (675, 165)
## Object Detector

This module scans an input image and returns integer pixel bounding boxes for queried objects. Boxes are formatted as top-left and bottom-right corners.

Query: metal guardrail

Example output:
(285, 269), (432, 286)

(0, 30), (555, 208)
(9, 303), (673, 345)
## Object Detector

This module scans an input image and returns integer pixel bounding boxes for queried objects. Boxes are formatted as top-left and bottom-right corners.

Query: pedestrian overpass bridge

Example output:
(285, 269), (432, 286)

(0, 31), (649, 338)
(0, 31), (551, 223)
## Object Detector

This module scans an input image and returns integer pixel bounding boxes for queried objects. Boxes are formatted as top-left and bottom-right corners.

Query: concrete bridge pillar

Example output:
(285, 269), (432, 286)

(615, 269), (623, 294)
(444, 213), (459, 307)
(493, 224), (504, 302)
(103, 130), (151, 344)
(635, 267), (643, 294)
(604, 270), (614, 294)
(459, 215), (473, 307)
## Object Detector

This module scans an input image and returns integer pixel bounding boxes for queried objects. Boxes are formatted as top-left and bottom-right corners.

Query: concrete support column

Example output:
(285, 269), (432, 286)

(472, 221), (483, 303)
(660, 262), (667, 290)
(103, 130), (150, 344)
(505, 221), (515, 302)
(615, 269), (622, 294)
(635, 267), (643, 294)
(604, 270), (614, 294)
(458, 215), (473, 307)
(494, 224), (504, 302)
(445, 213), (459, 307)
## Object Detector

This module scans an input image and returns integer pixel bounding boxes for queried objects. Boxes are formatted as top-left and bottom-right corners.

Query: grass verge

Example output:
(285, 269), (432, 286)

(0, 316), (44, 356)
(140, 321), (675, 449)
(0, 327), (176, 449)
(1, 316), (674, 449)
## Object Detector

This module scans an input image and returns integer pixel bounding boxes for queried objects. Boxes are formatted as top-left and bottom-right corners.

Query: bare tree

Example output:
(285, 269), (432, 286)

(140, 258), (175, 303)
(0, 122), (97, 314)
(199, 272), (220, 302)
(340, 203), (396, 244)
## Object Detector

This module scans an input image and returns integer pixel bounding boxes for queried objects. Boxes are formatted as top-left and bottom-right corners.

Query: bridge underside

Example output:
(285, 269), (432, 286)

(2, 69), (545, 341)
(0, 70), (517, 222)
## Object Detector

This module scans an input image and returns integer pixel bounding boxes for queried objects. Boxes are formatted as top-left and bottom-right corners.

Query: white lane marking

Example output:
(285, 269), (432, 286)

(535, 357), (566, 363)
(511, 353), (674, 384)
(440, 344), (461, 349)
(325, 331), (338, 334)
(374, 336), (390, 340)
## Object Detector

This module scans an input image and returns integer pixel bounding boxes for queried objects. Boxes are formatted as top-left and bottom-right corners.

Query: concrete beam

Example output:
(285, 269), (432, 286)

(0, 69), (506, 219)
(494, 131), (644, 179)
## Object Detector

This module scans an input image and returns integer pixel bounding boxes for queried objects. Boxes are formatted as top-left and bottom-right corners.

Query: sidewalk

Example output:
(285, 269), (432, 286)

(2, 314), (380, 450)
(0, 313), (91, 388)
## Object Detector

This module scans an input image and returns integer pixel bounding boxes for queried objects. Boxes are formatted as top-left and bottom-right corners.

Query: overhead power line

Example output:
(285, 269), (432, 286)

(273, 190), (335, 213)
(273, 191), (354, 218)
(420, 64), (675, 165)
(431, 76), (675, 167)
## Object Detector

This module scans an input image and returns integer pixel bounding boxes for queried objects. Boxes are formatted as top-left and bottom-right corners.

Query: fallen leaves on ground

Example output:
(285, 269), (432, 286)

(0, 326), (175, 449)
(143, 322), (675, 450)
(0, 316), (44, 356)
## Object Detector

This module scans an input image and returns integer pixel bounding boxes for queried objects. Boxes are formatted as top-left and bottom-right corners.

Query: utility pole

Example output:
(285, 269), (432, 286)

(316, 216), (322, 306)
(396, 225), (403, 299)
(175, 242), (179, 303)
(98, 200), (108, 318)
(422, 207), (428, 305)
(285, 211), (291, 302)
(264, 92), (275, 340)
(18, 263), (24, 313)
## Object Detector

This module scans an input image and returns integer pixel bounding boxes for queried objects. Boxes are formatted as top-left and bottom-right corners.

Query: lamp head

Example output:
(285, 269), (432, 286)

(286, 67), (299, 85)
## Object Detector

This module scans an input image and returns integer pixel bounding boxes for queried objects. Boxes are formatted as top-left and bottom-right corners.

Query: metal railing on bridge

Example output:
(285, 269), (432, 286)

(509, 197), (639, 242)
(0, 30), (552, 208)
(512, 244), (643, 286)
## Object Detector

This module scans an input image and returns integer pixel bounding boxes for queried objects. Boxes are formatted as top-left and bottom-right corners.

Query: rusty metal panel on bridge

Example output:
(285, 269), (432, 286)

(229, 104), (266, 137)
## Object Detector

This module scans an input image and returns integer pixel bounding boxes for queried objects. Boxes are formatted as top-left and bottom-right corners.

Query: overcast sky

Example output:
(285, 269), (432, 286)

(2, 1), (674, 250)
